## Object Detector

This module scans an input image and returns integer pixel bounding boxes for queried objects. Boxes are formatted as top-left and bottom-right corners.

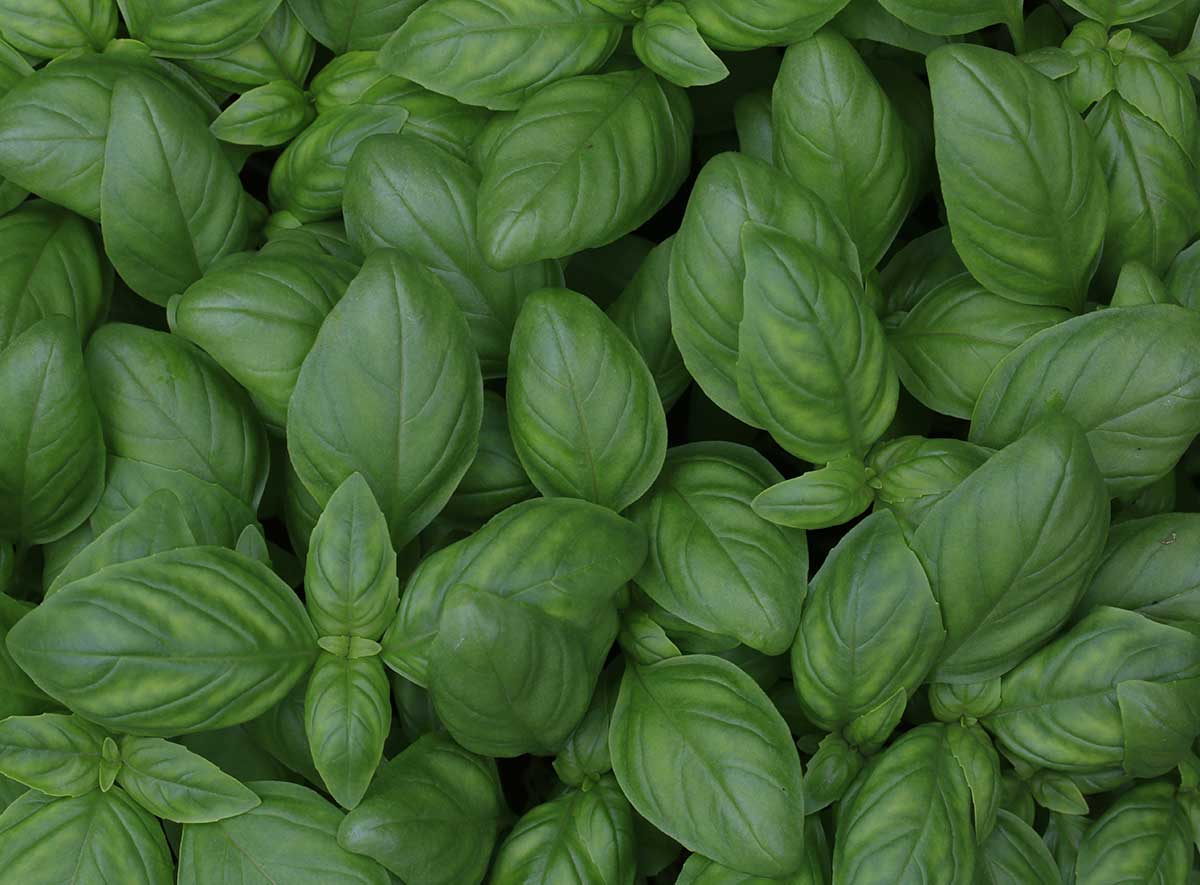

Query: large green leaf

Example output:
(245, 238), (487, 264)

(0, 713), (106, 797)
(171, 250), (355, 429)
(833, 724), (976, 883)
(793, 510), (943, 736)
(772, 29), (915, 269)
(970, 305), (1200, 496)
(0, 200), (108, 350)
(627, 442), (806, 655)
(507, 287), (667, 511)
(287, 0), (424, 52)
(1076, 513), (1200, 630)
(178, 781), (390, 884)
(668, 152), (859, 425)
(609, 654), (806, 877)
(380, 0), (622, 110)
(984, 607), (1200, 775)
(0, 788), (174, 884)
(117, 0), (283, 58)
(1086, 93), (1200, 288)
(0, 317), (105, 545)
(736, 224), (897, 463)
(338, 733), (507, 883)
(305, 654), (391, 810)
(682, 0), (848, 50)
(476, 68), (692, 268)
(267, 103), (410, 223)
(490, 776), (636, 884)
(382, 497), (644, 686)
(287, 249), (483, 549)
(928, 43), (1108, 311)
(100, 72), (249, 305)
(343, 133), (562, 377)
(116, 735), (261, 823)
(1073, 781), (1193, 883)
(428, 586), (598, 756)
(0, 0), (116, 58)
(877, 0), (1022, 36)
(914, 416), (1109, 683)
(86, 323), (269, 507)
(7, 547), (318, 736)
(888, 275), (1067, 419)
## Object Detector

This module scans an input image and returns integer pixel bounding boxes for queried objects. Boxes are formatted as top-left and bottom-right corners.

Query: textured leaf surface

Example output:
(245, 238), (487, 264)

(610, 654), (806, 877)
(286, 0), (421, 52)
(117, 735), (261, 823)
(1073, 781), (1193, 884)
(508, 288), (667, 511)
(0, 713), (106, 797)
(287, 249), (483, 549)
(7, 546), (317, 736)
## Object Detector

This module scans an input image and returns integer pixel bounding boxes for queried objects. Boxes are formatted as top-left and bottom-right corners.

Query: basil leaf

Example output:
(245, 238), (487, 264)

(0, 713), (107, 797)
(610, 654), (806, 877)
(116, 735), (260, 823)
(287, 249), (483, 549)
(7, 546), (318, 736)
(508, 287), (667, 511)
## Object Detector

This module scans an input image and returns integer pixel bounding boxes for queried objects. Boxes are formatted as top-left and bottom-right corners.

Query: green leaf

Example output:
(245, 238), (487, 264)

(975, 809), (1060, 884)
(984, 607), (1200, 775)
(0, 0), (117, 58)
(0, 713), (106, 797)
(0, 788), (174, 884)
(733, 90), (773, 162)
(888, 275), (1068, 419)
(171, 250), (354, 430)
(117, 0), (283, 58)
(683, 0), (849, 50)
(833, 724), (976, 883)
(1063, 0), (1186, 27)
(914, 415), (1109, 683)
(0, 200), (108, 351)
(752, 457), (875, 530)
(772, 29), (916, 269)
(929, 679), (1002, 722)
(428, 585), (599, 757)
(946, 722), (1001, 842)
(7, 546), (318, 736)
(508, 287), (667, 511)
(443, 391), (536, 522)
(1086, 93), (1200, 289)
(0, 598), (55, 719)
(244, 679), (322, 785)
(381, 0), (621, 110)
(476, 68), (692, 268)
(877, 0), (1022, 37)
(183, 3), (314, 90)
(1111, 260), (1171, 307)
(1076, 513), (1200, 630)
(879, 225), (967, 315)
(98, 737), (120, 793)
(116, 735), (260, 823)
(267, 103), (410, 223)
(86, 323), (269, 506)
(287, 249), (483, 550)
(0, 317), (105, 545)
(736, 223), (898, 463)
(618, 606), (684, 665)
(305, 654), (391, 809)
(609, 654), (806, 877)
(928, 43), (1108, 311)
(343, 133), (562, 377)
(969, 304), (1200, 496)
(490, 776), (636, 884)
(338, 733), (507, 884)
(606, 237), (691, 410)
(1074, 781), (1193, 883)
(178, 781), (390, 884)
(100, 72), (250, 305)
(669, 152), (860, 425)
(286, 0), (424, 53)
(633, 2), (729, 88)
(1029, 771), (1089, 815)
(210, 80), (314, 146)
(306, 473), (398, 641)
(382, 497), (643, 685)
(792, 510), (942, 737)
(554, 659), (621, 787)
(627, 441), (806, 654)
(804, 733), (864, 813)
(46, 489), (196, 598)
